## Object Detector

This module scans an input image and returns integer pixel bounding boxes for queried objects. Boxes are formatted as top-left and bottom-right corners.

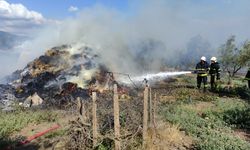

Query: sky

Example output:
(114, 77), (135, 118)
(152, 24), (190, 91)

(1, 0), (250, 78)
(4, 0), (130, 19)
(1, 0), (250, 40)
(0, 0), (132, 34)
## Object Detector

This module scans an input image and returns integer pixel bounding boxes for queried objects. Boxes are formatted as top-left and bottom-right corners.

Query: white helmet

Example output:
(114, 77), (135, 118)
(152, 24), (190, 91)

(201, 56), (206, 61)
(210, 57), (217, 62)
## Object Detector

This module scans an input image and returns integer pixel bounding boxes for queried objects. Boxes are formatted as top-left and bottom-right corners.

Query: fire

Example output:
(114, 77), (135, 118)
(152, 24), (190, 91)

(68, 69), (97, 88)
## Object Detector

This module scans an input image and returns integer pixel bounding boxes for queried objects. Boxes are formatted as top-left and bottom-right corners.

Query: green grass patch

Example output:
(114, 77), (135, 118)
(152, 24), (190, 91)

(0, 109), (59, 137)
(211, 99), (250, 130)
(174, 88), (218, 104)
(0, 109), (59, 148)
(196, 95), (218, 102)
(160, 98), (250, 150)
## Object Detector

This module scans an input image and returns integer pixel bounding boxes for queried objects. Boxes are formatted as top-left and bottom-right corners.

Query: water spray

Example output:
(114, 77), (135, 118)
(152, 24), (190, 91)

(114, 71), (192, 86)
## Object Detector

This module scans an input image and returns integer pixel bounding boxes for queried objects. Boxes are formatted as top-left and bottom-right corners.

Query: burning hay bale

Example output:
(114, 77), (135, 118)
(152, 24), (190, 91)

(0, 44), (116, 109)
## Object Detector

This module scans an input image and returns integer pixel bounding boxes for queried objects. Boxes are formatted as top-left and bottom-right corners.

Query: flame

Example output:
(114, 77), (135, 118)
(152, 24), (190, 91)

(68, 69), (96, 88)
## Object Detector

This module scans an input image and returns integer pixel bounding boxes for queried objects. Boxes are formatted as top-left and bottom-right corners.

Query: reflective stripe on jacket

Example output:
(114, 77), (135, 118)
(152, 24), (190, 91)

(198, 73), (208, 77)
(196, 61), (209, 77)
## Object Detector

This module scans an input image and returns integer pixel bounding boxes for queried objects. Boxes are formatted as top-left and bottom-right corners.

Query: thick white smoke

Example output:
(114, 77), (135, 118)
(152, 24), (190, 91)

(2, 0), (250, 80)
(15, 2), (188, 76)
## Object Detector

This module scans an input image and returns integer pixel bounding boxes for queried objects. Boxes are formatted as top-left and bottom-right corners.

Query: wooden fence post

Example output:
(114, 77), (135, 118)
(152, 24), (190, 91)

(92, 92), (97, 148)
(77, 97), (87, 123)
(153, 93), (157, 128)
(149, 88), (153, 126)
(143, 86), (149, 147)
(77, 97), (82, 115)
(114, 84), (121, 150)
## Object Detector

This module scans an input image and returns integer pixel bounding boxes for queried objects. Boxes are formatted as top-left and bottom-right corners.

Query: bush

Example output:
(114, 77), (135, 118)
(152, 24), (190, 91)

(222, 107), (250, 129)
(216, 85), (250, 100)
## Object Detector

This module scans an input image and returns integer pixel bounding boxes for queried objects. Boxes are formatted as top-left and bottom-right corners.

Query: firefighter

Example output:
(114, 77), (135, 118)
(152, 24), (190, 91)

(195, 56), (209, 92)
(209, 57), (221, 91)
(245, 68), (250, 88)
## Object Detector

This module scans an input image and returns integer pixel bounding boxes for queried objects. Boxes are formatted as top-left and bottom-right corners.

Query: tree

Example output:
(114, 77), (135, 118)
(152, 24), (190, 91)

(219, 36), (250, 83)
(239, 41), (250, 67)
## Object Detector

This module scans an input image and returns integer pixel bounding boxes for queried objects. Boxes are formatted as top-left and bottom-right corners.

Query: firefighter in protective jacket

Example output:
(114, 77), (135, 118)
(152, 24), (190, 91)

(209, 57), (221, 90)
(195, 56), (209, 91)
(245, 68), (250, 88)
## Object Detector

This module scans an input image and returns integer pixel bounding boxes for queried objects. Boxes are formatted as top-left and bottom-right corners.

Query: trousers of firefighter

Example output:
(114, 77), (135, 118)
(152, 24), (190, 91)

(196, 68), (220, 91)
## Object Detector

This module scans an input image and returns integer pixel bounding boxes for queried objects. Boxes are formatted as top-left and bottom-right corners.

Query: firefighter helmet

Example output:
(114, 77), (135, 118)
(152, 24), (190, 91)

(201, 56), (206, 61)
(210, 57), (217, 62)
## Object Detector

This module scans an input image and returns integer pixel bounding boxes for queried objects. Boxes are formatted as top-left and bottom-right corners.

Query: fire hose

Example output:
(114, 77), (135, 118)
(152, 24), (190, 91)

(19, 124), (60, 145)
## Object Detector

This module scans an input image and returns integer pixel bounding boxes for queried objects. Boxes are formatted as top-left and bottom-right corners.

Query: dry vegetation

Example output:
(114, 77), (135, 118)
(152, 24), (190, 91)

(146, 122), (193, 150)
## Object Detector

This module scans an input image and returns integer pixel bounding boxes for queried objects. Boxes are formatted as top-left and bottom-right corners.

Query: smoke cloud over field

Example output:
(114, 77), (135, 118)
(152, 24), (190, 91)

(2, 0), (250, 78)
(16, 2), (177, 75)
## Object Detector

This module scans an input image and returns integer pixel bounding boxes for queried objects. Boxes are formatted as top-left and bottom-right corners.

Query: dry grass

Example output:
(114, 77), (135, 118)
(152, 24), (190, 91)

(146, 121), (193, 150)
(183, 101), (215, 113)
(159, 95), (176, 103)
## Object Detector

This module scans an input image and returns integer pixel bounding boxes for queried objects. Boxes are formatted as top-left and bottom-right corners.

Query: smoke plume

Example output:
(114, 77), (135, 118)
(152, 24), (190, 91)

(2, 0), (250, 80)
(15, 2), (186, 76)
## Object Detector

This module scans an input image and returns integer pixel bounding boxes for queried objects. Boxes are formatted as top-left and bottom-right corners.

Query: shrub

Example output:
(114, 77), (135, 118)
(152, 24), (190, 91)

(222, 107), (250, 129)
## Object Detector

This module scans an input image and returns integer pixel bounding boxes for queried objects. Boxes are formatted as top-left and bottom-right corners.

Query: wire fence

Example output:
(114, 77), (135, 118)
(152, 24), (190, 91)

(68, 84), (158, 150)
